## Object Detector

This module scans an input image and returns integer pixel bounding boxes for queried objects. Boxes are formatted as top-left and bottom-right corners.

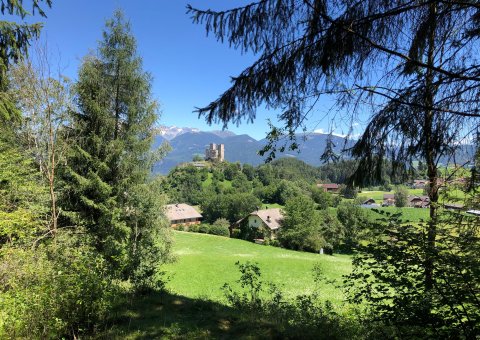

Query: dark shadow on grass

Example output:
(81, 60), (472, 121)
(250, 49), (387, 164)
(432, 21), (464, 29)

(95, 291), (284, 339)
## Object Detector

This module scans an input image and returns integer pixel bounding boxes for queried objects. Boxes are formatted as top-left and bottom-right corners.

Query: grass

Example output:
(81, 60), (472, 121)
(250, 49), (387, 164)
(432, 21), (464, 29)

(96, 232), (355, 339)
(260, 203), (284, 209)
(163, 231), (352, 305)
(201, 173), (232, 189)
(363, 206), (430, 223)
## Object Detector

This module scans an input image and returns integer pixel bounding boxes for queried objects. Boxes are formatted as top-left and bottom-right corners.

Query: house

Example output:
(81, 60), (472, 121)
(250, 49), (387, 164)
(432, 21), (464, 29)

(317, 183), (340, 193)
(247, 208), (284, 240)
(165, 203), (202, 227)
(383, 194), (395, 206)
(363, 198), (376, 205)
(408, 195), (430, 208)
(360, 198), (380, 208)
(413, 179), (428, 189)
(231, 208), (284, 240)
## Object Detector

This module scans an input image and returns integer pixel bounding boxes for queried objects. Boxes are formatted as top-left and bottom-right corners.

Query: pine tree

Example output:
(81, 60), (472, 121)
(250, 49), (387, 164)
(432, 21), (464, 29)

(61, 10), (170, 288)
(0, 0), (52, 120)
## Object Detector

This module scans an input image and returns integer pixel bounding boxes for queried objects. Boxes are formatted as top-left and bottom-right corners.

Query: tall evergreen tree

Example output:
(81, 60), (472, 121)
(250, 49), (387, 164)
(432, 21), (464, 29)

(61, 10), (170, 288)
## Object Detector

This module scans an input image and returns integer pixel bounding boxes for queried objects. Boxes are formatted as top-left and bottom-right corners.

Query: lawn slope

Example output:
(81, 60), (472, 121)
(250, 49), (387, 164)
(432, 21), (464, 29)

(163, 231), (352, 305)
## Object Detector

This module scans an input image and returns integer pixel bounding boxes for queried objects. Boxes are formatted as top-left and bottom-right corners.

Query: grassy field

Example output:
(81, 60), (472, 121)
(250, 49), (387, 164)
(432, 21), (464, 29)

(163, 231), (352, 305)
(201, 173), (232, 189)
(96, 232), (354, 339)
(363, 206), (430, 223)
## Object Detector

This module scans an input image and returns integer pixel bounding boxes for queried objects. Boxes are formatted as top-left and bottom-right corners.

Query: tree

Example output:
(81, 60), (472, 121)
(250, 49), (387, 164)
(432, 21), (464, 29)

(201, 192), (260, 223)
(192, 153), (204, 162)
(188, 0), (480, 293)
(394, 185), (409, 208)
(61, 10), (169, 287)
(311, 186), (333, 210)
(279, 195), (323, 251)
(242, 163), (256, 181)
(0, 0), (52, 120)
(11, 45), (73, 236)
(346, 212), (480, 338)
(336, 202), (365, 251)
(166, 165), (204, 204)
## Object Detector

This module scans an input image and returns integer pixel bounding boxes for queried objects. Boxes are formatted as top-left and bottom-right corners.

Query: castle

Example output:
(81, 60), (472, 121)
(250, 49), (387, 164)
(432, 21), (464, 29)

(205, 143), (224, 162)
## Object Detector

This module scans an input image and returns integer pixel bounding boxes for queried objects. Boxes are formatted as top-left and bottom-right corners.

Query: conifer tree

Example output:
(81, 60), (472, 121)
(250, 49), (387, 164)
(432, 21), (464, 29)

(61, 10), (170, 288)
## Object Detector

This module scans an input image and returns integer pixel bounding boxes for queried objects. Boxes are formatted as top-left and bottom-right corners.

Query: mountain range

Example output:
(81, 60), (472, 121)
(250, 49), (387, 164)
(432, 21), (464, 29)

(153, 127), (352, 174)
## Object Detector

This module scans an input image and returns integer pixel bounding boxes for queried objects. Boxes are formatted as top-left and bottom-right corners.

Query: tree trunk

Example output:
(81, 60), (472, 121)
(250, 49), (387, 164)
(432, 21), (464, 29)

(424, 2), (438, 291)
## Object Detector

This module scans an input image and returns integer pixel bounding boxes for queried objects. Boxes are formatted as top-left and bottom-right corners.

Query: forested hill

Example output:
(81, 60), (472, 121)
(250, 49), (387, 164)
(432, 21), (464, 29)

(153, 130), (351, 174)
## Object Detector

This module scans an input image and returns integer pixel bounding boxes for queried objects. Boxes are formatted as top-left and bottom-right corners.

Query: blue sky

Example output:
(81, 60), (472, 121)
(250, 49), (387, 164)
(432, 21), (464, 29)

(30, 0), (345, 140)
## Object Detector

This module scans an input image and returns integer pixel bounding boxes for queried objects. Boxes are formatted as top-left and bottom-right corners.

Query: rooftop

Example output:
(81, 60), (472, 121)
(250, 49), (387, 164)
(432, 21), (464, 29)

(165, 203), (202, 221)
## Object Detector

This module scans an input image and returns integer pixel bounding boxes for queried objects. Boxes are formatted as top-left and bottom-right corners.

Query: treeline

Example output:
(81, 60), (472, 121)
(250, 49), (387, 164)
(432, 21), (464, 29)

(0, 10), (171, 338)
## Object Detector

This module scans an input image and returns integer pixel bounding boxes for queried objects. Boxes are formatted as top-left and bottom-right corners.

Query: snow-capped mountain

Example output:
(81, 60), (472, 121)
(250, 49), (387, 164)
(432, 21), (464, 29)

(158, 126), (200, 140)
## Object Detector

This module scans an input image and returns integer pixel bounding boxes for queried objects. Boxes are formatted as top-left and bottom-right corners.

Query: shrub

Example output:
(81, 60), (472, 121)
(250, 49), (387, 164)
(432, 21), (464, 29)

(176, 224), (185, 231)
(222, 261), (366, 339)
(213, 217), (230, 229)
(189, 224), (199, 233)
(231, 229), (241, 239)
(209, 225), (230, 237)
(0, 233), (116, 339)
(198, 224), (210, 234)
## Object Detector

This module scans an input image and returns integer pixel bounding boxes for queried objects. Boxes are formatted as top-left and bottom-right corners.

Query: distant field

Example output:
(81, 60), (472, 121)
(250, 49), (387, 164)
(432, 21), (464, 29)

(202, 172), (232, 189)
(358, 190), (393, 201)
(163, 232), (352, 306)
(363, 206), (430, 223)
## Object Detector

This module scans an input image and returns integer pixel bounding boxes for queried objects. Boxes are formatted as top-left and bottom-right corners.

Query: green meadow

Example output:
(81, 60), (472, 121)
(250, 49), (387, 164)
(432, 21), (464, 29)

(163, 231), (352, 305)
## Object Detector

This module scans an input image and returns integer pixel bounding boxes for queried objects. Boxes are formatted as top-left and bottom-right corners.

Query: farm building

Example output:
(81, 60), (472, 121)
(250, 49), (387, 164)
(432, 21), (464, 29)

(165, 203), (203, 227)
(231, 208), (284, 240)
(317, 183), (340, 193)
(383, 194), (395, 206)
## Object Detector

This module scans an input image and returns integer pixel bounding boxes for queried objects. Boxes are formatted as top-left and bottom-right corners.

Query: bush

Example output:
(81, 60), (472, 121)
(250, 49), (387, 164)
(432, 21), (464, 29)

(269, 239), (281, 247)
(176, 224), (185, 231)
(0, 233), (116, 339)
(209, 225), (230, 237)
(198, 224), (210, 234)
(231, 229), (241, 239)
(189, 224), (199, 233)
(222, 261), (366, 339)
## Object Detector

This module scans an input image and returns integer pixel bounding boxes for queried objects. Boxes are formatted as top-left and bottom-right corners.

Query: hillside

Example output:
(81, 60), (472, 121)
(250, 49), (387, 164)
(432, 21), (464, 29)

(163, 231), (352, 304)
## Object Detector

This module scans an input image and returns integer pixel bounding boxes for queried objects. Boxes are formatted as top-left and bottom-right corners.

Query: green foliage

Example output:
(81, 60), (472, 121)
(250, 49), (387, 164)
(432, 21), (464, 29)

(0, 0), (52, 120)
(60, 10), (170, 291)
(280, 195), (345, 252)
(311, 186), (333, 209)
(231, 171), (252, 192)
(209, 224), (230, 237)
(198, 224), (210, 234)
(165, 166), (204, 204)
(279, 195), (324, 251)
(0, 232), (116, 338)
(339, 184), (358, 199)
(222, 261), (366, 339)
(201, 192), (260, 223)
(336, 202), (366, 251)
(394, 185), (409, 207)
(223, 162), (240, 180)
(346, 212), (480, 338)
(0, 135), (48, 245)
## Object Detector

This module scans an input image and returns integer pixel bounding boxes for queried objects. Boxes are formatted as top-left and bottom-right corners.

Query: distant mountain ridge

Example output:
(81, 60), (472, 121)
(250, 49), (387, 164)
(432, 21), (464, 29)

(153, 128), (351, 174)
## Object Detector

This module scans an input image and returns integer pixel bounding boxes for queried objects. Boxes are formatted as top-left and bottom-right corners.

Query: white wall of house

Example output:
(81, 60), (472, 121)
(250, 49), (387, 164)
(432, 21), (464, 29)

(247, 215), (276, 239)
